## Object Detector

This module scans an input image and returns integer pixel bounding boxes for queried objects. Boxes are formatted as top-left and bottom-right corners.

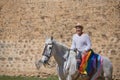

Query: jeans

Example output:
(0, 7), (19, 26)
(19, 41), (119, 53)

(76, 51), (82, 69)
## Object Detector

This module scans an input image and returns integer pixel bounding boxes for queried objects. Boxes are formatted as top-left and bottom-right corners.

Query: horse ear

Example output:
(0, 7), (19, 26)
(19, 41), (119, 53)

(51, 36), (53, 40)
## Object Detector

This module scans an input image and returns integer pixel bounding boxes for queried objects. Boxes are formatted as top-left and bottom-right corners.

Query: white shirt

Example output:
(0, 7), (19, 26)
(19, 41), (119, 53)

(71, 33), (91, 52)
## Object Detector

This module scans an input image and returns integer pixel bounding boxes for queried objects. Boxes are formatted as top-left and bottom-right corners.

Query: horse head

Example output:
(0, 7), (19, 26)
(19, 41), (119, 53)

(41, 36), (54, 65)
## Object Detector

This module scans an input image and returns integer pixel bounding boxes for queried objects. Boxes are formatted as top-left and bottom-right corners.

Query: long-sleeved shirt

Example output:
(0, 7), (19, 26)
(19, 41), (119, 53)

(71, 33), (91, 53)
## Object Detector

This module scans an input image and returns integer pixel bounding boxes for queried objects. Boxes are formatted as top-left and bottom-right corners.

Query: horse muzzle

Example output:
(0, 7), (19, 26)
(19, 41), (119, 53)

(41, 55), (50, 64)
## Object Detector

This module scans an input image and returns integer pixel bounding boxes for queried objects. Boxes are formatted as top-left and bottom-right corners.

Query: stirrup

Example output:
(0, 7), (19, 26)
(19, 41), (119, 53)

(80, 71), (87, 75)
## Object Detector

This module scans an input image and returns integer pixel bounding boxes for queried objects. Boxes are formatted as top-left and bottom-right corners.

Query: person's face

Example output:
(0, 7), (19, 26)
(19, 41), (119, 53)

(76, 27), (82, 35)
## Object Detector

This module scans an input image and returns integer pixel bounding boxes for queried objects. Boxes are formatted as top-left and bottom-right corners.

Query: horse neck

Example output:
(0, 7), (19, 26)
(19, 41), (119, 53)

(52, 41), (68, 66)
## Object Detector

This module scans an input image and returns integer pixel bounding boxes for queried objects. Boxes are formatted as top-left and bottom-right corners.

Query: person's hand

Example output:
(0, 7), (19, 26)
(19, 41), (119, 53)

(83, 50), (87, 54)
(82, 50), (87, 58)
(74, 48), (77, 53)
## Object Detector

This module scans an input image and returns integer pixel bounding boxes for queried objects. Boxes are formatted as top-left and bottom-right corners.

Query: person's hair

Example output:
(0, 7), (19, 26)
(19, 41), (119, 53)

(75, 25), (83, 30)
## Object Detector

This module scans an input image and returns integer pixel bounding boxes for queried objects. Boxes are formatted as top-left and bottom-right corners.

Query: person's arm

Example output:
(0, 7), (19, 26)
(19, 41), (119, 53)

(85, 34), (91, 51)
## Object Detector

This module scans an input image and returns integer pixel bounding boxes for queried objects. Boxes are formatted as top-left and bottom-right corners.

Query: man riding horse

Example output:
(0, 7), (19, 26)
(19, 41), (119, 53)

(71, 23), (92, 75)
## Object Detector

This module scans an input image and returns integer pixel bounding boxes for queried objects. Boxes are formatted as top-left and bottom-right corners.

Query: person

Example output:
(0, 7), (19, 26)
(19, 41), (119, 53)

(71, 23), (91, 71)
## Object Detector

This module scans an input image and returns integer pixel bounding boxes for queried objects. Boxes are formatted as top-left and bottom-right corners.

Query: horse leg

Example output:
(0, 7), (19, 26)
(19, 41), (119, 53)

(104, 72), (112, 80)
(90, 72), (100, 80)
(104, 77), (109, 80)
(66, 75), (72, 80)
(57, 65), (65, 80)
(58, 77), (62, 80)
(57, 71), (65, 80)
(104, 74), (112, 80)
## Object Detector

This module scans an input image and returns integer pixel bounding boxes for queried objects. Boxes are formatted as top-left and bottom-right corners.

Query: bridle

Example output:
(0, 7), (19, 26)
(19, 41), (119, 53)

(42, 43), (53, 60)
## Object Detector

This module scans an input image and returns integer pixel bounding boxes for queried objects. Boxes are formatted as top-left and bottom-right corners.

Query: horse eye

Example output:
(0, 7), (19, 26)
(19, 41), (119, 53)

(49, 47), (52, 49)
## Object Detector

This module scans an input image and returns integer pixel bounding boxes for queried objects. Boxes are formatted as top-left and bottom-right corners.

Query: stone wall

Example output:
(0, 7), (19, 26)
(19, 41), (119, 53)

(0, 0), (120, 79)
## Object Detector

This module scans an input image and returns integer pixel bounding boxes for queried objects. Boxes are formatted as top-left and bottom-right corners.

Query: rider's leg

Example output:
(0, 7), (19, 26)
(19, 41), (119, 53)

(76, 51), (82, 69)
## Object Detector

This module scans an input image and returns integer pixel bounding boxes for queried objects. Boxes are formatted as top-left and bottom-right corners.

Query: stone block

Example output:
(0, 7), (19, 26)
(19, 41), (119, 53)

(8, 57), (13, 61)
(0, 57), (6, 61)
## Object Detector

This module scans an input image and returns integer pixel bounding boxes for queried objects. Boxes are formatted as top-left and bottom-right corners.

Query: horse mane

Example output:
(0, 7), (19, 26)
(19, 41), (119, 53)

(53, 39), (69, 50)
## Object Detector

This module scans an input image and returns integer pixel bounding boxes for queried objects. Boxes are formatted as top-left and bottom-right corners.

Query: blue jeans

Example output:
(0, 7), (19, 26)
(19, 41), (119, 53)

(76, 51), (82, 69)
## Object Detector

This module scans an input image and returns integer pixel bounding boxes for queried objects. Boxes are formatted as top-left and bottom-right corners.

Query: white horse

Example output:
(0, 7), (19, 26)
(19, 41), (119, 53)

(36, 37), (113, 80)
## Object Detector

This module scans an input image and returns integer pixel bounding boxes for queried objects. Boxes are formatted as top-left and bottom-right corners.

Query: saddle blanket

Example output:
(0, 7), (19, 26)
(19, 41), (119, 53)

(79, 49), (103, 76)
